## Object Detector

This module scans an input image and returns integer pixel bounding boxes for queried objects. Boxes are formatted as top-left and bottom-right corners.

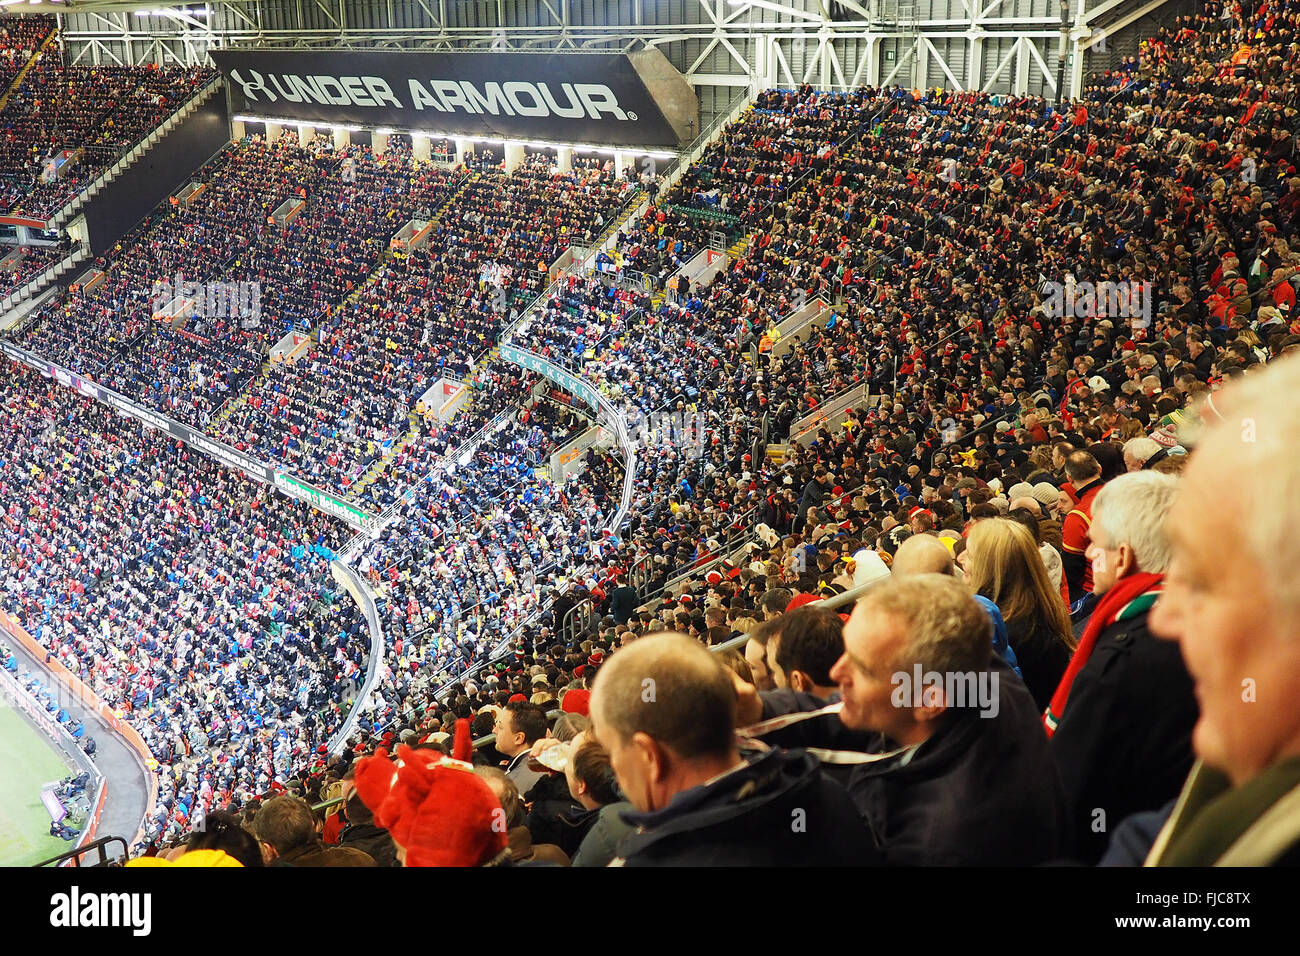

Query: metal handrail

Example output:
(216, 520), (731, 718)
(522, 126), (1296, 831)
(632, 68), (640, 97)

(325, 561), (386, 756)
(34, 835), (128, 868)
(709, 572), (883, 658)
(312, 794), (345, 814)
(558, 594), (596, 644)
(498, 184), (646, 345)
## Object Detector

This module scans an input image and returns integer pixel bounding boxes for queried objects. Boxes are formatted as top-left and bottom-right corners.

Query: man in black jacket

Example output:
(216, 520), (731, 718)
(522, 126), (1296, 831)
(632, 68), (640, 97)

(606, 574), (639, 626)
(548, 588), (576, 632)
(589, 631), (878, 866)
(1051, 471), (1196, 863)
(253, 795), (376, 867)
(797, 466), (831, 523)
(338, 788), (399, 867)
(735, 574), (1067, 865)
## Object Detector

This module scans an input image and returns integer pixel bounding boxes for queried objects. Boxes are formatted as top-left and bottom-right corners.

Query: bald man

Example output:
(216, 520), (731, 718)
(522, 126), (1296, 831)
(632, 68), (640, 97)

(589, 632), (878, 866)
(891, 534), (1022, 677)
(890, 533), (956, 577)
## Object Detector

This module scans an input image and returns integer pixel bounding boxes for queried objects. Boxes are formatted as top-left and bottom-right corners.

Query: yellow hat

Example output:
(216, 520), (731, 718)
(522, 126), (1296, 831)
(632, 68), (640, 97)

(127, 849), (243, 867)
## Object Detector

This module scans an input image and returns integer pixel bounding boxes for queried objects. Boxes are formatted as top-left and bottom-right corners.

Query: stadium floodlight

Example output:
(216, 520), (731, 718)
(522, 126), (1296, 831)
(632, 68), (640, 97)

(499, 136), (677, 160)
(726, 0), (824, 21)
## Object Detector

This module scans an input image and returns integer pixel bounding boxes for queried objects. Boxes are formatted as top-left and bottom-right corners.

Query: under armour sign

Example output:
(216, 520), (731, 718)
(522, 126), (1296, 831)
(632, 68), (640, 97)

(214, 49), (695, 148)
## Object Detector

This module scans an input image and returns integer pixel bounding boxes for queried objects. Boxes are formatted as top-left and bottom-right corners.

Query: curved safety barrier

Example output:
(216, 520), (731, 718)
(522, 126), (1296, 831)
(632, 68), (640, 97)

(0, 610), (158, 849)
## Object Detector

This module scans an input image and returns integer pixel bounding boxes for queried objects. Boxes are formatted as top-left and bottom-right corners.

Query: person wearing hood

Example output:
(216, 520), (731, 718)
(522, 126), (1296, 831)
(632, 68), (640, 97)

(336, 782), (399, 867)
(590, 631), (878, 866)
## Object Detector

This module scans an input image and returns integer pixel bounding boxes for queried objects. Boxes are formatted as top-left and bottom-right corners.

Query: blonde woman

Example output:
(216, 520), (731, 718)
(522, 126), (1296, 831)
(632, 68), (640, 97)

(964, 518), (1075, 713)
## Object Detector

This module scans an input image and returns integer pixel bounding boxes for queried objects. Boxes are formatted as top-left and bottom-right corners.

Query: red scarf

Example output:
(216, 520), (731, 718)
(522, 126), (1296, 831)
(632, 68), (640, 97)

(1043, 571), (1164, 736)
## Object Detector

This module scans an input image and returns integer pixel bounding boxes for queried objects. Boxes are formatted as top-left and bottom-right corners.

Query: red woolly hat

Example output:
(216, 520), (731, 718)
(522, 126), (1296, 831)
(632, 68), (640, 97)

(353, 745), (509, 868)
(785, 593), (822, 612)
(452, 718), (474, 763)
(507, 693), (528, 703)
(561, 689), (591, 716)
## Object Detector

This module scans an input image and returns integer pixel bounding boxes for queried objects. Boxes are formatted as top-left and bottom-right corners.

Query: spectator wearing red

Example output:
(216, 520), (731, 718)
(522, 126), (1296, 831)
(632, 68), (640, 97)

(1060, 451), (1106, 605)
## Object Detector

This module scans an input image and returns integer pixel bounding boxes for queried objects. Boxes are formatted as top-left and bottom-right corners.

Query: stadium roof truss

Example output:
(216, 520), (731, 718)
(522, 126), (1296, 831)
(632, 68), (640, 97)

(27, 0), (1181, 107)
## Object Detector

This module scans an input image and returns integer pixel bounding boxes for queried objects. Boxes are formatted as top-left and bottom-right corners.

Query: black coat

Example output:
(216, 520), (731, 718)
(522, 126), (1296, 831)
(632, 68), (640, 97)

(1049, 606), (1197, 863)
(615, 748), (880, 866)
(338, 823), (399, 868)
(1005, 616), (1072, 715)
(797, 478), (826, 516)
(756, 657), (1067, 865)
(524, 772), (585, 855)
(608, 585), (639, 625)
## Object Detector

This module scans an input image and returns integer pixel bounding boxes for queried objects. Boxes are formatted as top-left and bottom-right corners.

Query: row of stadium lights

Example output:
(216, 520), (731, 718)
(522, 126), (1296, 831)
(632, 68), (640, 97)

(232, 114), (678, 160)
(0, 2), (208, 10)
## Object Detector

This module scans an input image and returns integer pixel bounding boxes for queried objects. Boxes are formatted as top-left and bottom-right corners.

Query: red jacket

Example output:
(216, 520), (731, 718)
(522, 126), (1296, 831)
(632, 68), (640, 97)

(1062, 479), (1104, 594)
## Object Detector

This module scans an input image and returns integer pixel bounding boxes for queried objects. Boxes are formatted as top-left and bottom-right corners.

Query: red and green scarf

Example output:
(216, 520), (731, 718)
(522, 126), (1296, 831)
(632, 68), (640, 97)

(1043, 572), (1164, 736)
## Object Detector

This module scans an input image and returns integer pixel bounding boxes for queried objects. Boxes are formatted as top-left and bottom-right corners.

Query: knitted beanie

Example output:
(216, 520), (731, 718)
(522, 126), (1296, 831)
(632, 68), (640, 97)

(354, 745), (508, 867)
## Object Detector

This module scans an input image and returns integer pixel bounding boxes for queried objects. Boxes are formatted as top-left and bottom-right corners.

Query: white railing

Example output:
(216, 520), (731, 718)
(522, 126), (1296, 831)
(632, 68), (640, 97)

(325, 561), (386, 756)
(788, 382), (875, 447)
(0, 246), (88, 312)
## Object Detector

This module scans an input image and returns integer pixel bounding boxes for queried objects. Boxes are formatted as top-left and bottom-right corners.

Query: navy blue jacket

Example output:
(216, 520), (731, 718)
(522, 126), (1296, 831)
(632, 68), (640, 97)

(755, 657), (1067, 865)
(1050, 607), (1197, 863)
(615, 747), (881, 866)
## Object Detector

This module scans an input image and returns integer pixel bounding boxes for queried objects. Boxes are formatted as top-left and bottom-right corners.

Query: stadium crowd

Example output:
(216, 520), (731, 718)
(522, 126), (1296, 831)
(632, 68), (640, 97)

(5, 0), (1300, 867)
(18, 135), (449, 431)
(207, 154), (634, 497)
(0, 47), (213, 220)
(0, 238), (77, 299)
(0, 368), (369, 851)
(151, 0), (1296, 868)
(0, 14), (53, 93)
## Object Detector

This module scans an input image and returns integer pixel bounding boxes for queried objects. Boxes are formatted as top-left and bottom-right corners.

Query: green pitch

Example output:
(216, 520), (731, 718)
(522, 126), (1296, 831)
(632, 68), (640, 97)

(0, 702), (77, 867)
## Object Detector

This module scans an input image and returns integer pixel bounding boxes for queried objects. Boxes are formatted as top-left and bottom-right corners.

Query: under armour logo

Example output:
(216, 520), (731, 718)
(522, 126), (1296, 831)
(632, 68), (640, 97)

(231, 68), (276, 104)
